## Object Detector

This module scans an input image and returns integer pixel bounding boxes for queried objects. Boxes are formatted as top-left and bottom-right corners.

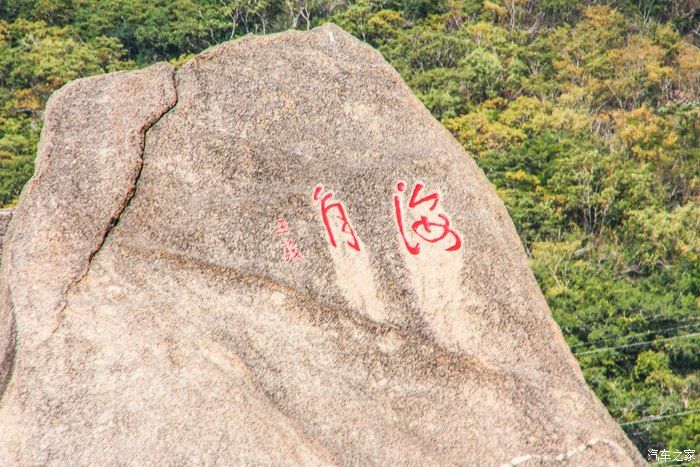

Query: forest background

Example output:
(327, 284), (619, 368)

(0, 0), (698, 456)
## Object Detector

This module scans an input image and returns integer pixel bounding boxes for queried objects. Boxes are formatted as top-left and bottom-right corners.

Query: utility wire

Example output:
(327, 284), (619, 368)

(575, 331), (700, 356)
(570, 321), (700, 349)
(620, 408), (700, 427)
(641, 314), (700, 325)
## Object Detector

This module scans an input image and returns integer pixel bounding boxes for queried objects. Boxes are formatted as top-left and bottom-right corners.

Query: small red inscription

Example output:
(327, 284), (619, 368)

(281, 238), (302, 261)
(276, 218), (302, 261)
(313, 184), (362, 252)
(276, 218), (289, 235)
(393, 181), (462, 255)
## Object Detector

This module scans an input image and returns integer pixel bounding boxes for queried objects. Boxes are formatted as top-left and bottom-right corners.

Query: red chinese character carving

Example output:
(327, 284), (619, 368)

(281, 238), (303, 261)
(313, 184), (361, 252)
(393, 181), (462, 255)
(276, 218), (289, 235)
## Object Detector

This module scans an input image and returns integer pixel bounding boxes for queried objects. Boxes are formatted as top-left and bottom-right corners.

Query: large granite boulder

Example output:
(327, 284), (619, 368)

(0, 24), (643, 465)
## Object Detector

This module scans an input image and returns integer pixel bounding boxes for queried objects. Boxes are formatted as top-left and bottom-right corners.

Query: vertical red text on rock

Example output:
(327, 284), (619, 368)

(276, 218), (289, 236)
(312, 184), (362, 252)
(393, 181), (462, 255)
(276, 218), (302, 261)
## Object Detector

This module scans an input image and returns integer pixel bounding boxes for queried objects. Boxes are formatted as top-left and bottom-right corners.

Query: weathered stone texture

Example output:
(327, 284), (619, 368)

(0, 209), (12, 256)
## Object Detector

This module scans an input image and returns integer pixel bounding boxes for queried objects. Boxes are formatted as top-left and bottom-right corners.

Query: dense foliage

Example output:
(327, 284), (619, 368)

(1, 0), (698, 456)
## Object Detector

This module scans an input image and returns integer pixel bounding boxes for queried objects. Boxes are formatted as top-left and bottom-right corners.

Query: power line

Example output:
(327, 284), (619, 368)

(641, 314), (700, 325)
(575, 331), (700, 356)
(620, 408), (700, 427)
(570, 321), (700, 349)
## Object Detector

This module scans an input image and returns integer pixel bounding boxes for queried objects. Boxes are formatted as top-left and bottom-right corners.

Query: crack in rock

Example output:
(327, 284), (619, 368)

(49, 69), (180, 336)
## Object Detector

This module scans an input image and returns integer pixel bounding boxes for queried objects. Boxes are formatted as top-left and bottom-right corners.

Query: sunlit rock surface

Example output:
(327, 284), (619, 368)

(0, 24), (643, 465)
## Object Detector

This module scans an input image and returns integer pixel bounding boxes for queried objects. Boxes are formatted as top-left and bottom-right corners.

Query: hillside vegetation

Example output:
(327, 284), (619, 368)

(0, 0), (698, 455)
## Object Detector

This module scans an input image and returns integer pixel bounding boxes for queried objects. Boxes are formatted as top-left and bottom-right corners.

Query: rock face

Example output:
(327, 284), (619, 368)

(0, 24), (643, 465)
(0, 209), (12, 256)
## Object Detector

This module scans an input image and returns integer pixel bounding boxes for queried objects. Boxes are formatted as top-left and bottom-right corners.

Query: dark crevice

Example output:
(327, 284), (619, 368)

(0, 302), (16, 403)
(50, 67), (180, 336)
(1, 65), (181, 403)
